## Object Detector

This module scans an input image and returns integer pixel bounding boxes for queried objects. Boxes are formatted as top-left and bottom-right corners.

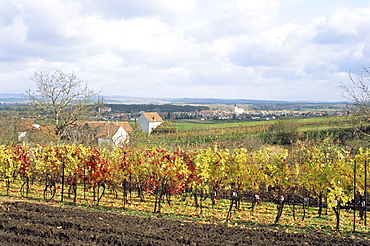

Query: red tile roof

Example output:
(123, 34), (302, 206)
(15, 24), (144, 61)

(95, 124), (121, 138)
(109, 122), (133, 132)
(16, 118), (35, 132)
(143, 112), (163, 122)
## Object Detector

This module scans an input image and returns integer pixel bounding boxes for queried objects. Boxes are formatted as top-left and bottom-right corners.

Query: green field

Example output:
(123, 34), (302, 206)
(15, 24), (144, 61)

(166, 116), (351, 131)
(170, 119), (271, 129)
(132, 116), (356, 150)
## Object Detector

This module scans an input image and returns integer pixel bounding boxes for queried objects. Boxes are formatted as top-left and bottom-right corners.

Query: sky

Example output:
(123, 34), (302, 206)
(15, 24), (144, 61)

(1, 0), (370, 102)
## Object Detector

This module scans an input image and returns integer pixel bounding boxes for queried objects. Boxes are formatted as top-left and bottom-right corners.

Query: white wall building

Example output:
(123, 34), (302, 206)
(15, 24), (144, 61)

(95, 122), (132, 147)
(234, 105), (245, 114)
(137, 112), (164, 134)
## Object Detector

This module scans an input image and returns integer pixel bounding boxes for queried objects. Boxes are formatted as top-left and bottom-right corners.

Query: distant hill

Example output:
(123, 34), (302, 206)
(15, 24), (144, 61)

(101, 95), (172, 104)
(0, 93), (345, 105)
(101, 95), (345, 105)
(105, 103), (209, 113)
(0, 93), (27, 103)
(169, 98), (287, 104)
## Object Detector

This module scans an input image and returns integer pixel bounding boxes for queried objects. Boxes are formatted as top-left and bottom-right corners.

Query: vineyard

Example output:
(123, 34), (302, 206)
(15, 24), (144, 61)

(130, 116), (357, 151)
(0, 141), (369, 236)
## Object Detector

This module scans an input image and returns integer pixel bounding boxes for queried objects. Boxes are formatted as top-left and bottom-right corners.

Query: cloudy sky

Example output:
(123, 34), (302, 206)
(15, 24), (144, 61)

(1, 0), (370, 101)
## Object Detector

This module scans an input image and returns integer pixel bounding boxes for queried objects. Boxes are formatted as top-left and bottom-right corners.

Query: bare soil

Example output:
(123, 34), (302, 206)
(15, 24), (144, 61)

(0, 200), (369, 245)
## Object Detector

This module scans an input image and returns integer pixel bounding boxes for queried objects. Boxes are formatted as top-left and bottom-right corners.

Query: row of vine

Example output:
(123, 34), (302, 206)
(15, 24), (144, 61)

(0, 141), (367, 230)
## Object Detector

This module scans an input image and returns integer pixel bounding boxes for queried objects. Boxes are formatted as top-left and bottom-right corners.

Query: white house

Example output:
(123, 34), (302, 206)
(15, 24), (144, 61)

(234, 105), (245, 114)
(94, 122), (132, 147)
(137, 112), (164, 134)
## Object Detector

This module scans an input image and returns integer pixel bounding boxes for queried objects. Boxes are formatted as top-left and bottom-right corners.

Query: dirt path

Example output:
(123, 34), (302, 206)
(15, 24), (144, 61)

(0, 201), (369, 245)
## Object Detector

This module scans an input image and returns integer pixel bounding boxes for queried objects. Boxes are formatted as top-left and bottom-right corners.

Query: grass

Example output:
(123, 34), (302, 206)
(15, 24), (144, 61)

(0, 179), (369, 240)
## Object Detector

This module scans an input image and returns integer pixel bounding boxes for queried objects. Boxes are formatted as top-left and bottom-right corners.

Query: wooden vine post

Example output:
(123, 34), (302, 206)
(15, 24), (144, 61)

(365, 160), (368, 226)
(353, 160), (356, 232)
(61, 152), (65, 203)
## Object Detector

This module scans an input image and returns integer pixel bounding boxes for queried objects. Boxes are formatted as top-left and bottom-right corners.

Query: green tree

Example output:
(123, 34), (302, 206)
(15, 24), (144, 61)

(265, 120), (301, 145)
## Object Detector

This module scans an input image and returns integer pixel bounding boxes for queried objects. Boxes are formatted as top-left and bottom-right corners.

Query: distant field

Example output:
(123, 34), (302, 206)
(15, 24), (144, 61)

(170, 116), (350, 131)
(295, 116), (352, 131)
(138, 116), (354, 150)
(170, 119), (271, 130)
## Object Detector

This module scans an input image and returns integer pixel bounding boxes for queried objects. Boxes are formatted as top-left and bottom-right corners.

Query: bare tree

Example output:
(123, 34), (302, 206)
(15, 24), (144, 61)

(341, 66), (370, 139)
(24, 70), (101, 140)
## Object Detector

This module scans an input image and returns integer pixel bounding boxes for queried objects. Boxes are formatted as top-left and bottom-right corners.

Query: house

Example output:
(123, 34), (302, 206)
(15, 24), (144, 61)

(16, 118), (48, 142)
(98, 107), (112, 113)
(137, 112), (164, 134)
(111, 122), (133, 133)
(16, 118), (58, 143)
(16, 118), (36, 142)
(47, 121), (133, 147)
(88, 122), (133, 147)
(15, 118), (133, 147)
(95, 124), (127, 147)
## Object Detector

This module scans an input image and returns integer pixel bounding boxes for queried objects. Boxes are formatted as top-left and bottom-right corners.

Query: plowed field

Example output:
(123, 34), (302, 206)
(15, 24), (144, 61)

(0, 200), (369, 245)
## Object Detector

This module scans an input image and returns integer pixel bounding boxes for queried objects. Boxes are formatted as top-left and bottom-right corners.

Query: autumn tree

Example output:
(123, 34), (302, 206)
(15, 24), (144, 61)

(24, 70), (101, 142)
(0, 113), (19, 145)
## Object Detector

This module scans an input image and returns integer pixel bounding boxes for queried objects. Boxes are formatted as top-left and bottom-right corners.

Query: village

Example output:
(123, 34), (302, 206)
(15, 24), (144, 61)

(102, 104), (344, 121)
(13, 103), (347, 149)
(16, 111), (165, 148)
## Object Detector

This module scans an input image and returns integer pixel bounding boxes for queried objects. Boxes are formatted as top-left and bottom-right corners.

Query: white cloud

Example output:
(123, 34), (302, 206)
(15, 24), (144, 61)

(0, 17), (27, 46)
(328, 6), (370, 36)
(1, 0), (370, 101)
